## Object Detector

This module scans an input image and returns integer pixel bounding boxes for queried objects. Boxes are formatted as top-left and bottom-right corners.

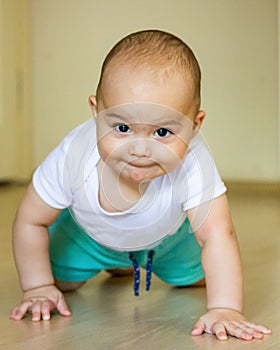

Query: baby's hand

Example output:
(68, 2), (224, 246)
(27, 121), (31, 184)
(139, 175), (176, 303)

(10, 284), (71, 321)
(191, 308), (272, 341)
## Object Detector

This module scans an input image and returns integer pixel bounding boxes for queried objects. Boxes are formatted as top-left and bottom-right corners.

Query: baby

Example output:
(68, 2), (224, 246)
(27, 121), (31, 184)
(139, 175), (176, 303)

(10, 29), (271, 341)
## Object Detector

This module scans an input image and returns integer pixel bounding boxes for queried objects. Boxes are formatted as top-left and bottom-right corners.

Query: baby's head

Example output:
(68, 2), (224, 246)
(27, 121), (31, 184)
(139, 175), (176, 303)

(89, 30), (205, 184)
(93, 29), (202, 119)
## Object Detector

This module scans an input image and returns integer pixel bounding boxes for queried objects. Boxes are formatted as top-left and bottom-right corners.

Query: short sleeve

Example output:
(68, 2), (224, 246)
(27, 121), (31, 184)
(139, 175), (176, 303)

(182, 137), (226, 211)
(32, 122), (88, 209)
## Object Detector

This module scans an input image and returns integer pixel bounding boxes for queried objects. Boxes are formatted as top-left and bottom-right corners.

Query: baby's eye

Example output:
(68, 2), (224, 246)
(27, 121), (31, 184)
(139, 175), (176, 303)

(114, 124), (131, 133)
(154, 128), (172, 138)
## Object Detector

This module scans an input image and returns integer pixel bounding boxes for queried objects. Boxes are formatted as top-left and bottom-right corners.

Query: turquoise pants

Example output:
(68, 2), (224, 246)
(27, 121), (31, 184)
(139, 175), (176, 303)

(49, 209), (204, 286)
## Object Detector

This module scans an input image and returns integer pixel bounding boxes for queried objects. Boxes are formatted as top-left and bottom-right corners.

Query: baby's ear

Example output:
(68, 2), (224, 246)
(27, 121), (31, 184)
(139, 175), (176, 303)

(88, 95), (97, 118)
(193, 110), (206, 135)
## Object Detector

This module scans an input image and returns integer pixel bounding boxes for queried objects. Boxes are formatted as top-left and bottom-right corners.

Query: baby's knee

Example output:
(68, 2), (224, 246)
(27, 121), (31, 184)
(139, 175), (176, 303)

(55, 279), (87, 292)
(176, 277), (206, 288)
(106, 267), (134, 277)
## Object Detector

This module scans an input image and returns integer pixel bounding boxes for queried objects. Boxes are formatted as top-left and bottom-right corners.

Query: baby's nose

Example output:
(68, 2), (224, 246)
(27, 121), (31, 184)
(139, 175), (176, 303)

(128, 138), (151, 158)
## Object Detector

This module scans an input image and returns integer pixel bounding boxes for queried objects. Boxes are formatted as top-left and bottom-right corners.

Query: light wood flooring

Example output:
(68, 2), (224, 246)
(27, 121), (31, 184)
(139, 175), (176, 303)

(0, 183), (279, 350)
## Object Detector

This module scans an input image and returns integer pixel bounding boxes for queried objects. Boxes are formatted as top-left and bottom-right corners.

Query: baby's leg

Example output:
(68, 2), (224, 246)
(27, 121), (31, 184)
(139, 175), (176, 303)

(55, 279), (87, 292)
(151, 219), (205, 287)
(177, 277), (206, 288)
(106, 267), (134, 277)
(49, 209), (132, 285)
(190, 277), (205, 286)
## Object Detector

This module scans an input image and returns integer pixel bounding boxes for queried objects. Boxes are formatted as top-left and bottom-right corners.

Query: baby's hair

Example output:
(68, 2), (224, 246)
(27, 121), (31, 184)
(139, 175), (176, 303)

(96, 29), (201, 110)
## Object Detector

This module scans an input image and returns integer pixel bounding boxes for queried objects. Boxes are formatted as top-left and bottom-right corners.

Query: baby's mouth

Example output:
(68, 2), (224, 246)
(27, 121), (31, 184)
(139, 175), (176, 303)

(128, 160), (155, 168)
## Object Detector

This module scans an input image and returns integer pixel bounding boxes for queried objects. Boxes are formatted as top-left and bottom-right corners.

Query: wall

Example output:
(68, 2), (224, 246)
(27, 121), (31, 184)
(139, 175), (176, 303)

(0, 0), (32, 180)
(0, 1), (2, 125)
(31, 0), (279, 182)
(279, 0), (280, 177)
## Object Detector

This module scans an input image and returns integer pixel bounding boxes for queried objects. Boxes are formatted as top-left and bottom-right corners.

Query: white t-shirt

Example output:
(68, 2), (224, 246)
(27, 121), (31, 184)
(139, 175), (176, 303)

(33, 118), (226, 252)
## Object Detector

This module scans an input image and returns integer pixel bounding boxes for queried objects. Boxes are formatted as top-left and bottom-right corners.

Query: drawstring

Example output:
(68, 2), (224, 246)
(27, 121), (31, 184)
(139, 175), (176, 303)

(146, 250), (155, 291)
(129, 252), (140, 296)
(129, 250), (155, 296)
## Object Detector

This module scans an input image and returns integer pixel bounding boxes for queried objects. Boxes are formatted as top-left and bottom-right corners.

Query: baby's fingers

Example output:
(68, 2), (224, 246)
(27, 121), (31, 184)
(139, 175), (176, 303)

(222, 321), (256, 341)
(212, 321), (272, 341)
(31, 300), (44, 321)
(31, 300), (55, 321)
(212, 322), (228, 340)
(191, 318), (206, 336)
(57, 297), (71, 317)
(240, 321), (272, 334)
(231, 321), (272, 339)
(10, 301), (32, 321)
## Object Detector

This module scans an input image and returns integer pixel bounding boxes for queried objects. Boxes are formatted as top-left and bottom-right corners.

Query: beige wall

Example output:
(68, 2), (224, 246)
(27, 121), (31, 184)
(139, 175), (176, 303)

(279, 0), (280, 178)
(31, 0), (279, 182)
(0, 0), (32, 180)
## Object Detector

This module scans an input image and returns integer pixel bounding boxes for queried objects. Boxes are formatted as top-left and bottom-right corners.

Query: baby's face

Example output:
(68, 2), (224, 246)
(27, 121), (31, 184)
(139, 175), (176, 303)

(91, 68), (204, 184)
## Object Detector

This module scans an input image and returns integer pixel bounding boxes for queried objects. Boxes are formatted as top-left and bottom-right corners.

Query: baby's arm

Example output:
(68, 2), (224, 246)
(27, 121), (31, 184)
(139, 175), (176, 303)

(10, 183), (71, 321)
(187, 194), (271, 340)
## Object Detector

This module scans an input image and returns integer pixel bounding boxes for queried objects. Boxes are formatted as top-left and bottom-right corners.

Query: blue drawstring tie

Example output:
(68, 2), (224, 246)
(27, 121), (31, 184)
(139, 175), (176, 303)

(146, 250), (155, 292)
(129, 252), (140, 296)
(129, 250), (155, 296)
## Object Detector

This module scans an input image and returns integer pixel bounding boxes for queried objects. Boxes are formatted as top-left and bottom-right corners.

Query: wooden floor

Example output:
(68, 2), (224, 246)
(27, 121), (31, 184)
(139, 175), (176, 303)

(0, 183), (279, 350)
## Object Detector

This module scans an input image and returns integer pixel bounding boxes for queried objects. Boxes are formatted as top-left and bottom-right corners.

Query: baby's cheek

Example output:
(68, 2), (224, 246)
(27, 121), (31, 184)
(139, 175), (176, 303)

(157, 144), (188, 171)
(97, 137), (116, 158)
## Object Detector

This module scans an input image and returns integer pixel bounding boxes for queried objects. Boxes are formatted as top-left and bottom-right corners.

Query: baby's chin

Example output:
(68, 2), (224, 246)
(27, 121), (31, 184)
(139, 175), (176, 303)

(128, 169), (151, 183)
(126, 164), (164, 183)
